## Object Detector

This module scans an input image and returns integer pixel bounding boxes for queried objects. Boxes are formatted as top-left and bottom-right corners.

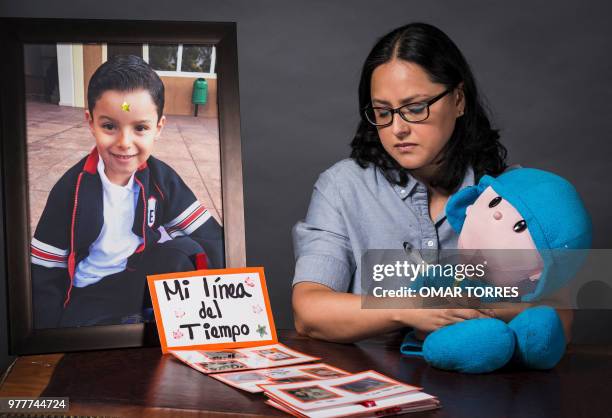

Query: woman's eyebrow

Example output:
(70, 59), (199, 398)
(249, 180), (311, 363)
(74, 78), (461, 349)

(399, 94), (428, 105)
(372, 94), (427, 106)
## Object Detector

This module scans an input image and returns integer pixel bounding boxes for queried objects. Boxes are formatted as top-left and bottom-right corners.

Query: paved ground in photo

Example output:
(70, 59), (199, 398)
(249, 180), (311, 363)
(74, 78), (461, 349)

(26, 101), (222, 236)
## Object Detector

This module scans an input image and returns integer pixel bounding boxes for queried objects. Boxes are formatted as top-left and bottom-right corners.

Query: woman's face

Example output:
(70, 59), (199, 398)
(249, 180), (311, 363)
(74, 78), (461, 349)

(370, 59), (464, 176)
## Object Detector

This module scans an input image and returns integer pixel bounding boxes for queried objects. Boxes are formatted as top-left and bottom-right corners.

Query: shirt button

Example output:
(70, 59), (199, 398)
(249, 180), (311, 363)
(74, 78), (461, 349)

(400, 189), (406, 194)
(427, 240), (434, 247)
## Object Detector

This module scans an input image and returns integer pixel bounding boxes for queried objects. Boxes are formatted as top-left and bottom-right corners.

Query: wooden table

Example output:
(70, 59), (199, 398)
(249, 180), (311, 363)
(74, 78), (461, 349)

(1, 329), (610, 417)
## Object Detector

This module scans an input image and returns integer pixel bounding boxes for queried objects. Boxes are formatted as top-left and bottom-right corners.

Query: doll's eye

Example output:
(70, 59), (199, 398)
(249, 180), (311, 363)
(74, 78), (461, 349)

(513, 220), (527, 233)
(489, 196), (502, 208)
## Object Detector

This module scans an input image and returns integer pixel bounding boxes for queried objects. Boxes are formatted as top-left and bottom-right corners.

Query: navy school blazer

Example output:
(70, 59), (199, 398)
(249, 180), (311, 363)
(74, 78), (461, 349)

(30, 148), (224, 328)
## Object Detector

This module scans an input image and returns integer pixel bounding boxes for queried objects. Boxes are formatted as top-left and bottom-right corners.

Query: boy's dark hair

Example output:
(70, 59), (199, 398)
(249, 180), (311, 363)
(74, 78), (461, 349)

(87, 54), (165, 121)
(351, 22), (507, 194)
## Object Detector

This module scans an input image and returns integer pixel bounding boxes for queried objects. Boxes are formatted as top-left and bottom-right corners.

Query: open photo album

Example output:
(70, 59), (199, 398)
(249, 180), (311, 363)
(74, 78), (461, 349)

(210, 363), (350, 392)
(147, 267), (439, 415)
(260, 370), (439, 418)
(171, 343), (320, 374)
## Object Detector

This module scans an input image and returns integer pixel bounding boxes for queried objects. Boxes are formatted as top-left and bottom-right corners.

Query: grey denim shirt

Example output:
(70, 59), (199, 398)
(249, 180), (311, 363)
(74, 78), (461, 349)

(292, 158), (475, 294)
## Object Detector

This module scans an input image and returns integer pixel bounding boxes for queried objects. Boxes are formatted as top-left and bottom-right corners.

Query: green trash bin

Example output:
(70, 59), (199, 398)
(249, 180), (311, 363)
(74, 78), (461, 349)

(192, 78), (208, 116)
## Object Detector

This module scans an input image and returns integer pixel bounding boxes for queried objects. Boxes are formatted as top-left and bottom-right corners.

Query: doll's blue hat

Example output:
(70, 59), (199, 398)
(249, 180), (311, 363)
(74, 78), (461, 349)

(446, 168), (592, 301)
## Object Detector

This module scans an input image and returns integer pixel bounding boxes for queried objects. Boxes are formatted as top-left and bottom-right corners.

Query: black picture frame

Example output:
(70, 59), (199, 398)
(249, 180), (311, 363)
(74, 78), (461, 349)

(0, 18), (246, 354)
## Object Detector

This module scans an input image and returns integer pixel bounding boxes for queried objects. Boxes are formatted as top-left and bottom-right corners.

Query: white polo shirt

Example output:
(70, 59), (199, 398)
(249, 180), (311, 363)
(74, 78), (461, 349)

(74, 158), (143, 287)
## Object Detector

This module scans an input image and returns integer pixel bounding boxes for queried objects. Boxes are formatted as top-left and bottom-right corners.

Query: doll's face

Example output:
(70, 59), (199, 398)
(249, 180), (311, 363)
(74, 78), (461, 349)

(458, 186), (543, 285)
(459, 186), (536, 250)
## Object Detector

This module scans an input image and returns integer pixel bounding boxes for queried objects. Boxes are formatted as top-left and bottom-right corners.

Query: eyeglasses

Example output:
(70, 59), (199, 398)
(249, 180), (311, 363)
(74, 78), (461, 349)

(364, 88), (453, 127)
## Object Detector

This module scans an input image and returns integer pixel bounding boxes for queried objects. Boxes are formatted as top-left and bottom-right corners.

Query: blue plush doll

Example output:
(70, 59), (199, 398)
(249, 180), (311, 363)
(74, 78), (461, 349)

(400, 168), (592, 373)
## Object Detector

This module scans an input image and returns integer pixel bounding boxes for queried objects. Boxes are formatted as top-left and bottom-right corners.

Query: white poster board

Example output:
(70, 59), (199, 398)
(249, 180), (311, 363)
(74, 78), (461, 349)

(148, 267), (277, 352)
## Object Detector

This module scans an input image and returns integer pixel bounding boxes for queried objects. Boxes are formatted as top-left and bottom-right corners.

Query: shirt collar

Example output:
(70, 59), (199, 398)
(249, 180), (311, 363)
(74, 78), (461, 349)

(458, 165), (475, 191)
(392, 172), (419, 199)
(435, 166), (475, 225)
(393, 166), (475, 201)
(97, 157), (137, 192)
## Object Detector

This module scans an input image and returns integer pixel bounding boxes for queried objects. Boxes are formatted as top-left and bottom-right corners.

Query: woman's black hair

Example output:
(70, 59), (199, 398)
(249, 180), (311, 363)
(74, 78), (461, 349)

(87, 54), (165, 121)
(350, 22), (507, 193)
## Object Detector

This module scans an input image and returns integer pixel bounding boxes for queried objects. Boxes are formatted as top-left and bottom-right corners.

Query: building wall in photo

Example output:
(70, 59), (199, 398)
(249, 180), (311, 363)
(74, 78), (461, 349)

(163, 76), (217, 118)
(27, 42), (218, 117)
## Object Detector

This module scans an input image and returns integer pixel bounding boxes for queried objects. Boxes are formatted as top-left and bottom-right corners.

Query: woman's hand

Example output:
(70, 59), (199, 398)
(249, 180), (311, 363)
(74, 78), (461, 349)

(403, 308), (493, 334)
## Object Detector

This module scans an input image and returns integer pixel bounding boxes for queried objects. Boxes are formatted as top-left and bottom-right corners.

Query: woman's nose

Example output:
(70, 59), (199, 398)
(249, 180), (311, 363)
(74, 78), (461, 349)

(493, 211), (503, 220)
(391, 113), (411, 138)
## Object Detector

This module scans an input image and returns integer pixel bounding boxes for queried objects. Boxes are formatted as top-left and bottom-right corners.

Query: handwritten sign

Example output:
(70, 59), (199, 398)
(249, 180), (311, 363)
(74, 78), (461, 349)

(147, 267), (277, 353)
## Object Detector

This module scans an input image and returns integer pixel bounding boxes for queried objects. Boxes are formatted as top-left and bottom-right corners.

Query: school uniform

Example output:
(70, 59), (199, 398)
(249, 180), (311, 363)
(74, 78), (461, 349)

(31, 148), (224, 328)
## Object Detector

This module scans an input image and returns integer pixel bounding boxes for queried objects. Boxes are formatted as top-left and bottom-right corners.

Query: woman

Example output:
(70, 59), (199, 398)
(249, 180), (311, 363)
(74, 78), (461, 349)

(292, 23), (572, 343)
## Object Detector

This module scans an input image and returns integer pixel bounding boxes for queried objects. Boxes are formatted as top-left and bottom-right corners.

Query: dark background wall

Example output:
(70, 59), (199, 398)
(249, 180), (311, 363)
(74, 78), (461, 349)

(1, 1), (611, 373)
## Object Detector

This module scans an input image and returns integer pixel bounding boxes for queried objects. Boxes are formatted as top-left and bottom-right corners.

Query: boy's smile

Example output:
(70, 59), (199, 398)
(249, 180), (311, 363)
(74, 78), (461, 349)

(86, 89), (165, 186)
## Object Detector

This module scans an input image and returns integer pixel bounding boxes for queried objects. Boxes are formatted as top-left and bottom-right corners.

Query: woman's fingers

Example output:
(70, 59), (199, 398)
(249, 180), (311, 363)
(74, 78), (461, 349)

(446, 308), (489, 320)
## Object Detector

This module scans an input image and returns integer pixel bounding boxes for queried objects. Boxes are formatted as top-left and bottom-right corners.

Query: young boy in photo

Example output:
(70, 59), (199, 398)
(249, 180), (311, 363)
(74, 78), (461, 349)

(31, 55), (224, 328)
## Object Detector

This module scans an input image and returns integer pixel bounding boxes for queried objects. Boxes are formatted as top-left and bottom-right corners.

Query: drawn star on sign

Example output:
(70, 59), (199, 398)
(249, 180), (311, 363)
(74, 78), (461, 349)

(256, 324), (268, 337)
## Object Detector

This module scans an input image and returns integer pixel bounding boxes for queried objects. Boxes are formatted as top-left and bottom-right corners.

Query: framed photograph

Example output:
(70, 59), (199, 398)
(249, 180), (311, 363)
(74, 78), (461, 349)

(0, 18), (245, 354)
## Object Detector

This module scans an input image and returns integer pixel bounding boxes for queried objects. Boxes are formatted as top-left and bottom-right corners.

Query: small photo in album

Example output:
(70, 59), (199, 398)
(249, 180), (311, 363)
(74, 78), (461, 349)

(196, 360), (248, 372)
(300, 366), (349, 379)
(255, 348), (298, 361)
(333, 377), (393, 394)
(269, 376), (317, 384)
(199, 350), (246, 360)
(282, 385), (341, 403)
(222, 372), (268, 383)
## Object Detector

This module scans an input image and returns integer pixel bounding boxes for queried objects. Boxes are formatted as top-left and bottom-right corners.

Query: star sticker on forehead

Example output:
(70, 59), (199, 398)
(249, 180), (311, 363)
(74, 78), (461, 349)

(121, 101), (130, 112)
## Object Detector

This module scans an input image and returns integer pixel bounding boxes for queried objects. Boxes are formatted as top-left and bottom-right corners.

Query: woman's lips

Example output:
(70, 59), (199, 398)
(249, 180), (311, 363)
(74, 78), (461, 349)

(394, 143), (418, 152)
